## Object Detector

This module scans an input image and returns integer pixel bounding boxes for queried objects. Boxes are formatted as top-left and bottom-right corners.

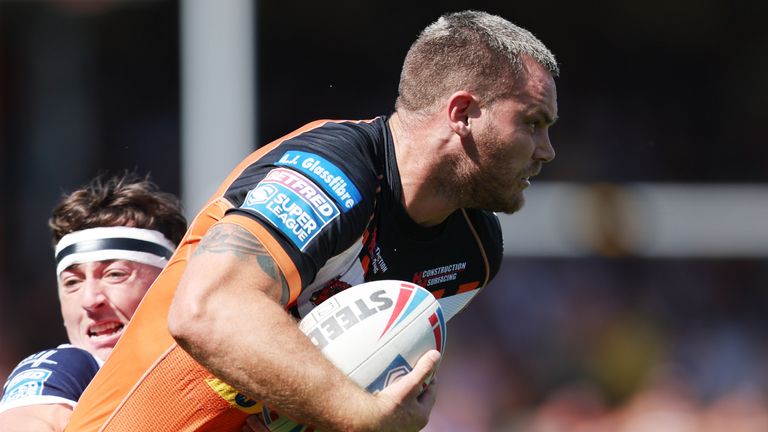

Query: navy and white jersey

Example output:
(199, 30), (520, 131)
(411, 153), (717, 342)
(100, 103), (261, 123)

(0, 344), (102, 413)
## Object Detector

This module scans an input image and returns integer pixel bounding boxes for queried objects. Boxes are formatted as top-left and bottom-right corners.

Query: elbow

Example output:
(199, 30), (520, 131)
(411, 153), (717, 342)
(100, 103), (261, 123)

(167, 285), (208, 353)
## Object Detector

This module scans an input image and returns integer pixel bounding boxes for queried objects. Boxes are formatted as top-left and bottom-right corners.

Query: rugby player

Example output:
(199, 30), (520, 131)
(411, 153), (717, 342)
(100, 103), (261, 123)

(0, 174), (186, 431)
(67, 10), (558, 431)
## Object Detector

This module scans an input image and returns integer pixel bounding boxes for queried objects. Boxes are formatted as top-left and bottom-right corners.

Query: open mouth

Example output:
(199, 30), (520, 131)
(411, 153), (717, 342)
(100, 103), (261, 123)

(522, 169), (540, 186)
(88, 322), (124, 338)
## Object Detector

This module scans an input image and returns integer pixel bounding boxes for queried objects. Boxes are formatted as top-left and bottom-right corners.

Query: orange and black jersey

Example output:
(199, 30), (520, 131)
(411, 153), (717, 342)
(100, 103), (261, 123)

(65, 117), (503, 432)
(221, 116), (502, 318)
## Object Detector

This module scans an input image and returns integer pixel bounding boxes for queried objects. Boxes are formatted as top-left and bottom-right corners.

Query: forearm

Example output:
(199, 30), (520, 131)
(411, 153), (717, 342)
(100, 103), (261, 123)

(180, 287), (377, 430)
(169, 223), (380, 431)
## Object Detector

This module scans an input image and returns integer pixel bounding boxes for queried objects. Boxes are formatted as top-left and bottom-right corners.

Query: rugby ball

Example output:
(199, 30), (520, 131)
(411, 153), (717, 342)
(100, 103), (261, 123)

(262, 280), (447, 431)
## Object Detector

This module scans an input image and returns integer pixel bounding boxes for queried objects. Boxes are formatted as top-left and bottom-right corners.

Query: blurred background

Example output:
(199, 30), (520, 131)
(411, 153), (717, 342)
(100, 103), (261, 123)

(1, 0), (767, 430)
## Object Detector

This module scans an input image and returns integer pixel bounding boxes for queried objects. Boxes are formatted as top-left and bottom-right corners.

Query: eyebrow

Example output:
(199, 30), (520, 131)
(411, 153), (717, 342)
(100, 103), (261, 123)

(61, 259), (121, 273)
(525, 104), (558, 126)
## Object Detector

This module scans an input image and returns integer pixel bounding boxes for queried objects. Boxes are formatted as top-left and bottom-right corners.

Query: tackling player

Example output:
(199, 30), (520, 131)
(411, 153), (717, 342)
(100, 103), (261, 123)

(0, 174), (187, 431)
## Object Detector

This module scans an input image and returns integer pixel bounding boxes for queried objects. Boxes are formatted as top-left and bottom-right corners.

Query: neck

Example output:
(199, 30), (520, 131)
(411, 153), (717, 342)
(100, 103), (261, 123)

(388, 112), (460, 227)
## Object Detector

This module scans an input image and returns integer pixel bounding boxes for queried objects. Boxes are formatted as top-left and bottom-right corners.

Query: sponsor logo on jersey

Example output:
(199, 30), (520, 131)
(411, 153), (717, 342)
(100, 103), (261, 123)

(1, 368), (52, 403)
(303, 289), (393, 350)
(204, 377), (262, 414)
(369, 245), (388, 274)
(276, 151), (361, 212)
(235, 393), (257, 408)
(362, 227), (388, 275)
(412, 261), (467, 288)
(366, 354), (412, 394)
(241, 168), (340, 251)
(244, 183), (277, 206)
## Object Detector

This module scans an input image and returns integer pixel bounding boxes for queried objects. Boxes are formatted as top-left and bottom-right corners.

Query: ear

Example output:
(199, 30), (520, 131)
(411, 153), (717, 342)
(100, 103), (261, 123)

(447, 91), (478, 138)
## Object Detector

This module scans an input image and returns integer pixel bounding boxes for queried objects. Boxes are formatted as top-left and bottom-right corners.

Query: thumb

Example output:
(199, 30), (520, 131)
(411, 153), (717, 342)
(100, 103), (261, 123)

(381, 350), (442, 399)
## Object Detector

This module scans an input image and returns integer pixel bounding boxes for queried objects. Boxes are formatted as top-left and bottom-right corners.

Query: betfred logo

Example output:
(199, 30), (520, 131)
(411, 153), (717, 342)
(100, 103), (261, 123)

(241, 168), (339, 251)
(263, 169), (338, 217)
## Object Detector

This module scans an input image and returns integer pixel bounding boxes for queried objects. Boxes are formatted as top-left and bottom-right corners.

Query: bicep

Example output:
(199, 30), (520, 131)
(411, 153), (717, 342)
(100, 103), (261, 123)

(168, 222), (290, 341)
(184, 222), (289, 304)
(0, 404), (72, 432)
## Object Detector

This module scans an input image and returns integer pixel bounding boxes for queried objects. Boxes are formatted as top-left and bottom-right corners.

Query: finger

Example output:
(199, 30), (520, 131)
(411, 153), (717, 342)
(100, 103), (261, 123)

(410, 350), (441, 392)
(419, 374), (439, 401)
(417, 376), (438, 410)
(381, 350), (441, 399)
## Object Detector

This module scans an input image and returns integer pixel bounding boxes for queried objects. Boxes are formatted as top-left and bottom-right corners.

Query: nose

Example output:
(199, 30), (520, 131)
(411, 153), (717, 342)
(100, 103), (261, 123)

(81, 278), (107, 311)
(534, 133), (556, 163)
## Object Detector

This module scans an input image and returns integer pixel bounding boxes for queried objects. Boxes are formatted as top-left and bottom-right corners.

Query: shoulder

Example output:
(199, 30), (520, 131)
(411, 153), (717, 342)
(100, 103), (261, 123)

(291, 118), (387, 146)
(268, 118), (386, 167)
(275, 118), (385, 181)
(5, 345), (101, 377)
(220, 119), (387, 291)
(226, 118), (385, 207)
(0, 345), (100, 412)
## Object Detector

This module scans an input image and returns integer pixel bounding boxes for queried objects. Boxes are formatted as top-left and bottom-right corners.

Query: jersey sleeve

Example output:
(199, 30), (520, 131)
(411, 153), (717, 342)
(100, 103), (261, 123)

(0, 346), (101, 413)
(220, 120), (381, 305)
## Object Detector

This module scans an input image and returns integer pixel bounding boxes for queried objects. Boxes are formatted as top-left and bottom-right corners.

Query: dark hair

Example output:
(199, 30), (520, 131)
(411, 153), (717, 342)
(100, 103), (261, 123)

(49, 173), (187, 246)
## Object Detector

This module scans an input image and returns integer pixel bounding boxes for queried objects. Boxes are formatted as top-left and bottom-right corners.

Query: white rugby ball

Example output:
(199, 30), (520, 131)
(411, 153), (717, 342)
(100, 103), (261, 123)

(299, 279), (447, 391)
(262, 280), (447, 431)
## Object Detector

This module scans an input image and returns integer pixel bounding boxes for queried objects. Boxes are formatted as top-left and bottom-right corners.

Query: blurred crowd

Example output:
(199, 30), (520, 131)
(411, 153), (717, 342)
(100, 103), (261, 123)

(424, 258), (768, 431)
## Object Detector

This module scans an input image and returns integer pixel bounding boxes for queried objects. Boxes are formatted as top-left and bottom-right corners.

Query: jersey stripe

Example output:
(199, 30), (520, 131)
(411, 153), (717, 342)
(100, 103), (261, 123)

(460, 209), (490, 288)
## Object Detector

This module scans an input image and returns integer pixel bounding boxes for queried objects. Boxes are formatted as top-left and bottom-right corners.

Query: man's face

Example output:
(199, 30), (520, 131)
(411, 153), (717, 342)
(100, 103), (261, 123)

(58, 260), (160, 360)
(461, 57), (558, 213)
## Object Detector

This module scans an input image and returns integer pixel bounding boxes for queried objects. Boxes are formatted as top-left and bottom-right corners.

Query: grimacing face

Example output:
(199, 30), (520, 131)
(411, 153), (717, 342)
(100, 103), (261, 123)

(462, 57), (558, 213)
(58, 259), (161, 361)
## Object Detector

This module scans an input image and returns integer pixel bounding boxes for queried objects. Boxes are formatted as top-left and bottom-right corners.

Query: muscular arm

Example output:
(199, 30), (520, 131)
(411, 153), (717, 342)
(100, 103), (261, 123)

(168, 223), (438, 432)
(0, 404), (72, 432)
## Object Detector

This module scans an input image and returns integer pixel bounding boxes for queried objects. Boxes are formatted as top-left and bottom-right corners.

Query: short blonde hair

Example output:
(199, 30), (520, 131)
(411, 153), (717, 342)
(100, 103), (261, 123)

(396, 10), (558, 114)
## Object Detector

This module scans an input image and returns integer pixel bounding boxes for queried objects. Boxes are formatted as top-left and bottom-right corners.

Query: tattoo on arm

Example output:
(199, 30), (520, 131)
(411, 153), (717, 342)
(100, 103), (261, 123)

(194, 223), (290, 302)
